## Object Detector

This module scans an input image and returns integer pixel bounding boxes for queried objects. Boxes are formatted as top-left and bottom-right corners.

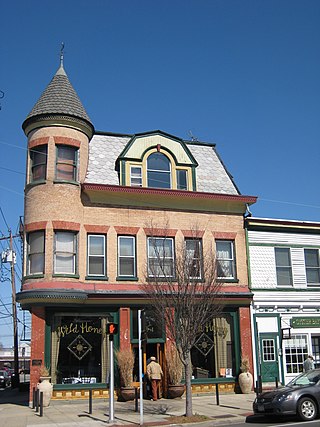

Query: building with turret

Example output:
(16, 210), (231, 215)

(17, 58), (257, 402)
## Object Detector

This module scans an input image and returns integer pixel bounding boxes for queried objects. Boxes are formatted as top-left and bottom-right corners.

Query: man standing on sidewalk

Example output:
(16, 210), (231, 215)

(146, 356), (163, 401)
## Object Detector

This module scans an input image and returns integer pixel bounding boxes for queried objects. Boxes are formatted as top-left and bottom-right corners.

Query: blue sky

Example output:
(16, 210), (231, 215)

(0, 0), (319, 347)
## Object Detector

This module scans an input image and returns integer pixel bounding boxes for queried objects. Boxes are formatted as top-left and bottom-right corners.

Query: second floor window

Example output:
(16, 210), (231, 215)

(148, 237), (174, 278)
(147, 153), (171, 189)
(118, 236), (136, 277)
(54, 231), (77, 274)
(130, 166), (142, 187)
(87, 235), (106, 276)
(27, 230), (45, 275)
(30, 145), (47, 182)
(216, 240), (236, 279)
(304, 249), (320, 285)
(56, 145), (77, 181)
(185, 238), (202, 279)
(275, 247), (292, 286)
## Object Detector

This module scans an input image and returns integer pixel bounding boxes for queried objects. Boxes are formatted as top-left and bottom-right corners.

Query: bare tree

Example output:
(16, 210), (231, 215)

(142, 223), (223, 417)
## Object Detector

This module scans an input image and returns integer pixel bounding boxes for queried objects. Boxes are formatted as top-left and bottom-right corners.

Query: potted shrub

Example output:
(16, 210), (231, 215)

(238, 356), (253, 394)
(166, 346), (185, 398)
(115, 348), (135, 401)
(37, 365), (53, 406)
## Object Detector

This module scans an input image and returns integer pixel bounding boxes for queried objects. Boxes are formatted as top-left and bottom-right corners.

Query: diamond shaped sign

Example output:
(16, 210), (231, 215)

(194, 333), (214, 356)
(67, 334), (92, 360)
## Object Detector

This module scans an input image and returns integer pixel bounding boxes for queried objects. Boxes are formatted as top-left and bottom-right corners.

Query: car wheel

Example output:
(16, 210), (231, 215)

(297, 397), (317, 421)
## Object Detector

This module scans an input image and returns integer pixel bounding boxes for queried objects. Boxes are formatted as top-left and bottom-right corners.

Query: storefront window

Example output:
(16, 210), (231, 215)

(131, 309), (164, 340)
(51, 315), (109, 384)
(284, 334), (308, 374)
(191, 315), (235, 379)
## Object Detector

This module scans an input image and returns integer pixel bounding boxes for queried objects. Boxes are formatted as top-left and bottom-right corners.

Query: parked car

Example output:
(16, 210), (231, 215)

(0, 370), (11, 388)
(253, 369), (320, 421)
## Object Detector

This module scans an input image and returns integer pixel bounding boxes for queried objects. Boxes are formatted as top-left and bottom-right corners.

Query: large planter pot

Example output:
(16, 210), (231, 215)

(238, 372), (253, 394)
(167, 384), (185, 399)
(119, 386), (135, 401)
(37, 379), (53, 407)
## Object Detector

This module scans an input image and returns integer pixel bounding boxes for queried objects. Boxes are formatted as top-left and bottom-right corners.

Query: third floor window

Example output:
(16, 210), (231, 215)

(304, 249), (320, 286)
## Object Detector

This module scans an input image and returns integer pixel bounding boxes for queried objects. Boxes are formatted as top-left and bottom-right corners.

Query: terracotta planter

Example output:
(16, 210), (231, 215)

(119, 386), (135, 401)
(238, 372), (253, 394)
(167, 384), (185, 399)
(37, 379), (53, 406)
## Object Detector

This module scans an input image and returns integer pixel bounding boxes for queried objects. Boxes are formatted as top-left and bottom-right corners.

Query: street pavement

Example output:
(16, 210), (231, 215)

(0, 387), (256, 427)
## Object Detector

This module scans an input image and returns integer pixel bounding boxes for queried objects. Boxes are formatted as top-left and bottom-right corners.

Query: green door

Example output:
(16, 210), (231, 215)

(259, 333), (279, 382)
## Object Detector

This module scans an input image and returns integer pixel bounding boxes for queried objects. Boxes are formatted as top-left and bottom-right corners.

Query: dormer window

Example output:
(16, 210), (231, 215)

(130, 166), (142, 187)
(147, 152), (171, 189)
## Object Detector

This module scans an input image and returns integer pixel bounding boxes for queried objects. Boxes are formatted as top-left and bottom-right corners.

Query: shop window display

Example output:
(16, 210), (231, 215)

(51, 315), (109, 384)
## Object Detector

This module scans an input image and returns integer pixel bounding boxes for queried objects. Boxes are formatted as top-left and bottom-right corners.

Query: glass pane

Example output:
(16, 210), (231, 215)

(119, 258), (134, 276)
(147, 153), (170, 171)
(306, 269), (320, 284)
(216, 241), (231, 258)
(305, 249), (319, 267)
(55, 255), (74, 274)
(275, 248), (291, 266)
(89, 236), (104, 256)
(119, 237), (134, 256)
(29, 231), (44, 252)
(217, 260), (233, 277)
(56, 163), (75, 180)
(177, 170), (187, 190)
(56, 233), (74, 252)
(147, 170), (171, 188)
(276, 267), (292, 286)
(29, 253), (44, 274)
(57, 146), (76, 162)
(89, 257), (104, 275)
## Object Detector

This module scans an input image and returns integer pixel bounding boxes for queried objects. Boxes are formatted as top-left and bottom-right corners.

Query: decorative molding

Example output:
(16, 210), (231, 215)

(52, 221), (80, 231)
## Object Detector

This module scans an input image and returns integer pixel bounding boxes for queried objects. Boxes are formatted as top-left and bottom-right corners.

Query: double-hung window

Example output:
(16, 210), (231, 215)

(176, 170), (188, 190)
(27, 230), (45, 275)
(118, 236), (136, 277)
(185, 238), (202, 279)
(87, 235), (106, 276)
(304, 249), (320, 286)
(130, 166), (142, 187)
(275, 247), (292, 286)
(216, 240), (236, 279)
(54, 231), (77, 274)
(30, 145), (47, 182)
(56, 145), (78, 181)
(147, 237), (174, 278)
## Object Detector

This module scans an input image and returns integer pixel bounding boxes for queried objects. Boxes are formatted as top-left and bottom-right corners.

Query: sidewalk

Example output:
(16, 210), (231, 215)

(0, 387), (255, 427)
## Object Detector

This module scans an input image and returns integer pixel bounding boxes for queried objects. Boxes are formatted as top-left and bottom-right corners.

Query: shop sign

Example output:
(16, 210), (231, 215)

(57, 321), (102, 337)
(291, 317), (320, 328)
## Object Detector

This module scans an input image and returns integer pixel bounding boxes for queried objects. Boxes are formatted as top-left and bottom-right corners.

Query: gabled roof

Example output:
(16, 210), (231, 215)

(22, 63), (94, 138)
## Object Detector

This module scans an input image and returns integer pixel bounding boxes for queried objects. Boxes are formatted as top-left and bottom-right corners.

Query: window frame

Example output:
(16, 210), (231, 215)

(185, 238), (203, 280)
(27, 230), (45, 276)
(130, 165), (142, 187)
(216, 240), (236, 280)
(30, 145), (47, 182)
(275, 247), (293, 287)
(54, 231), (77, 275)
(118, 235), (136, 278)
(147, 236), (175, 278)
(55, 145), (78, 182)
(87, 234), (107, 277)
(304, 248), (320, 286)
(176, 169), (188, 190)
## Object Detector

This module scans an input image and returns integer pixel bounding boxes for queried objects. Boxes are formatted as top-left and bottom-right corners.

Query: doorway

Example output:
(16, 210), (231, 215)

(259, 333), (280, 382)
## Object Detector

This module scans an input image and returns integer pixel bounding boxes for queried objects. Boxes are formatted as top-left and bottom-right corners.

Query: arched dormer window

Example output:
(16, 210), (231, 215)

(147, 152), (171, 189)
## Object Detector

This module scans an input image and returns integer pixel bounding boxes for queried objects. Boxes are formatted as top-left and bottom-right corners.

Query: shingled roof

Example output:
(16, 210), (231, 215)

(22, 63), (93, 137)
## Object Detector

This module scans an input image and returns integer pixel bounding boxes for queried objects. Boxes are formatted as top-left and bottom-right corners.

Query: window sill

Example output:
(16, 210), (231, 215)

(24, 274), (45, 280)
(116, 276), (139, 281)
(147, 277), (176, 282)
(85, 276), (109, 281)
(53, 274), (80, 279)
(53, 179), (80, 186)
(217, 278), (239, 283)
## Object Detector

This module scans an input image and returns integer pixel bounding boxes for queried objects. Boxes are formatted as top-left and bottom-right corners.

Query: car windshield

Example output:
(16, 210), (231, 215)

(287, 371), (320, 387)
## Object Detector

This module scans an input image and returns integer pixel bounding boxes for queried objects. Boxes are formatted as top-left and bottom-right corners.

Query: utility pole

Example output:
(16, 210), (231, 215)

(1, 231), (20, 388)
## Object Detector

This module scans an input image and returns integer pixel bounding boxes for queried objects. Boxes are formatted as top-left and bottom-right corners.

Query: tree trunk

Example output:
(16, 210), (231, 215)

(184, 351), (193, 417)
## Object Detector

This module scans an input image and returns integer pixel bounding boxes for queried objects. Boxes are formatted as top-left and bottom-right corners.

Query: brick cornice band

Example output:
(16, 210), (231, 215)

(52, 221), (80, 231)
(25, 221), (48, 232)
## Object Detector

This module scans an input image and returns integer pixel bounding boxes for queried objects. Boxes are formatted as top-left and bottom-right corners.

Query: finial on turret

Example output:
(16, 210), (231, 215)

(60, 42), (65, 67)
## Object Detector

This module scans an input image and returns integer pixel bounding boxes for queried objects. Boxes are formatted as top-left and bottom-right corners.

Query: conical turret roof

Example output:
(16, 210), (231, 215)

(22, 63), (94, 138)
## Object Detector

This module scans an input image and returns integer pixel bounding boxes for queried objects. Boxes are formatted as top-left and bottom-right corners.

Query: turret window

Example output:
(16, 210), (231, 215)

(54, 231), (77, 275)
(56, 145), (78, 181)
(27, 230), (45, 275)
(30, 145), (47, 182)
